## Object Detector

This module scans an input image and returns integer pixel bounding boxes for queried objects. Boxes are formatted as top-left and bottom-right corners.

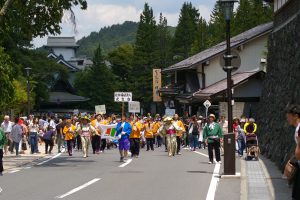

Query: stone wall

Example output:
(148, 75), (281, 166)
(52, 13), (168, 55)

(257, 4), (300, 169)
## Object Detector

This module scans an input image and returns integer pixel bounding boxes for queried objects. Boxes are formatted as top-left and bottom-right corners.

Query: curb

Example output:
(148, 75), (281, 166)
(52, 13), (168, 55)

(240, 158), (248, 200)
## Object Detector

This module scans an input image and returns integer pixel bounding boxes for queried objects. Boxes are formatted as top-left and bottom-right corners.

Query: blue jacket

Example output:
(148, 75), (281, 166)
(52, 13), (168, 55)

(116, 122), (132, 139)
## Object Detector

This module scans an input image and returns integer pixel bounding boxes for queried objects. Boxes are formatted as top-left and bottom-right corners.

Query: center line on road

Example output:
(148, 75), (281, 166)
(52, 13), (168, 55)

(9, 169), (20, 174)
(206, 163), (221, 200)
(37, 153), (62, 166)
(193, 151), (209, 158)
(119, 158), (133, 168)
(55, 178), (101, 199)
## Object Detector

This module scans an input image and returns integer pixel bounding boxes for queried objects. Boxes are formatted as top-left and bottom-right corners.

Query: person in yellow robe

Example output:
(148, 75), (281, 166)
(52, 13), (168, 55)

(130, 117), (143, 158)
(63, 120), (76, 156)
(173, 114), (185, 155)
(144, 118), (154, 151)
(152, 117), (162, 147)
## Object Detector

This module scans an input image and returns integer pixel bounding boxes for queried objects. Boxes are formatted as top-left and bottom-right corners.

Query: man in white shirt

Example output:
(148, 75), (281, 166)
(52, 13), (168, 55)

(1, 116), (13, 154)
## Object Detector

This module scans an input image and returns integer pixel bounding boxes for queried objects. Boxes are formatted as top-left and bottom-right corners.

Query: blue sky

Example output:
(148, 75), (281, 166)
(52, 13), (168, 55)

(32, 0), (217, 47)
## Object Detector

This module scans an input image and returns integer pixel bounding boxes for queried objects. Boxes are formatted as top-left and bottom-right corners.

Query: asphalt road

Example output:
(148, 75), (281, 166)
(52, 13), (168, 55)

(0, 147), (239, 200)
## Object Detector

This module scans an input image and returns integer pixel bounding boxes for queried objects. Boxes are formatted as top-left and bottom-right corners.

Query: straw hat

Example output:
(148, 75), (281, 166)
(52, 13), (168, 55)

(164, 117), (173, 122)
(209, 114), (216, 119)
(81, 116), (91, 122)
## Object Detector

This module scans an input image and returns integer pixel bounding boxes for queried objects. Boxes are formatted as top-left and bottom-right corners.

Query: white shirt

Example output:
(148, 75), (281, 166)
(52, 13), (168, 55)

(1, 121), (13, 133)
(49, 120), (56, 131)
(295, 123), (300, 144)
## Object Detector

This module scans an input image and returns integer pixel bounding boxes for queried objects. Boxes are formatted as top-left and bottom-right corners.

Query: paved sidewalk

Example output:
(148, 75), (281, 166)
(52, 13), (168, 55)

(242, 155), (291, 200)
(3, 143), (58, 171)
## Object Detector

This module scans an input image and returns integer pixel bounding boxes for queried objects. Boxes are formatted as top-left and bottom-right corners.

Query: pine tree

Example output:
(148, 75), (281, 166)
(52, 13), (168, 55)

(131, 3), (159, 111)
(190, 17), (209, 55)
(75, 44), (116, 111)
(173, 2), (200, 59)
(233, 0), (253, 35)
(157, 13), (172, 68)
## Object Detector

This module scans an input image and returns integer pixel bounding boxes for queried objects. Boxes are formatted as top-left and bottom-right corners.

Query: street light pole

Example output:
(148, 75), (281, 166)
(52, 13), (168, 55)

(219, 0), (237, 175)
(25, 67), (32, 116)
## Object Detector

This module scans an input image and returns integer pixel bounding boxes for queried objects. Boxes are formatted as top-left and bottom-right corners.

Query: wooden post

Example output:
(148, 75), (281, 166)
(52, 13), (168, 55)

(122, 102), (125, 117)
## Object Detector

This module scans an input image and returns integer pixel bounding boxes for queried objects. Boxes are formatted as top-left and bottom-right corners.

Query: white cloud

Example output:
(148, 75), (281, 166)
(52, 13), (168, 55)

(32, 3), (212, 48)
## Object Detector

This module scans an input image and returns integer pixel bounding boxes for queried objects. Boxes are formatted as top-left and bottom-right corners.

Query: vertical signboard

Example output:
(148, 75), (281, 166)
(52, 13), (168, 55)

(153, 69), (162, 102)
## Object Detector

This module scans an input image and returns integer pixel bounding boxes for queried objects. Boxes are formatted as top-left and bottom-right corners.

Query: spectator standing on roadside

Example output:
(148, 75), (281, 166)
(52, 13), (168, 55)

(43, 126), (55, 154)
(10, 117), (23, 156)
(0, 127), (7, 176)
(1, 116), (13, 154)
(188, 116), (200, 151)
(286, 105), (300, 200)
(29, 118), (39, 154)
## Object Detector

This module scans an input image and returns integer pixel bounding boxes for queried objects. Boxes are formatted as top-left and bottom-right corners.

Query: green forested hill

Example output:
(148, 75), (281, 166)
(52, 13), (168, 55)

(76, 21), (138, 57)
(76, 21), (176, 57)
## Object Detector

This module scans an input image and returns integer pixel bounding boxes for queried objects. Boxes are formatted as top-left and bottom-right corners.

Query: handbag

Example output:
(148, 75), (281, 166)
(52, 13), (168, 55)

(283, 157), (298, 184)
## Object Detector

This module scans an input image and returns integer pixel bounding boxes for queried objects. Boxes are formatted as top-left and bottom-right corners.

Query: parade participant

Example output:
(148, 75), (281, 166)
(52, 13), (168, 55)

(130, 117), (143, 158)
(1, 115), (13, 154)
(152, 117), (162, 148)
(63, 120), (76, 156)
(91, 114), (102, 154)
(55, 119), (64, 153)
(286, 105), (300, 200)
(43, 126), (55, 154)
(72, 116), (81, 151)
(237, 118), (246, 157)
(0, 127), (7, 176)
(116, 115), (132, 162)
(100, 116), (109, 152)
(10, 117), (23, 157)
(203, 114), (223, 164)
(77, 116), (96, 158)
(158, 117), (182, 157)
(188, 116), (200, 151)
(144, 118), (154, 151)
(173, 114), (185, 155)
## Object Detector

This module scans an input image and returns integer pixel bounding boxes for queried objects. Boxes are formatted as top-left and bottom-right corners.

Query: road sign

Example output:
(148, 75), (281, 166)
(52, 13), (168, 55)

(165, 108), (175, 117)
(114, 92), (132, 102)
(203, 100), (211, 108)
(95, 105), (106, 114)
(128, 101), (140, 113)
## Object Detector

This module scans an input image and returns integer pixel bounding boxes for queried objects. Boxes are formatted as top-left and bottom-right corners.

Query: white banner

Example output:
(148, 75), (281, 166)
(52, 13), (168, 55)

(128, 101), (140, 113)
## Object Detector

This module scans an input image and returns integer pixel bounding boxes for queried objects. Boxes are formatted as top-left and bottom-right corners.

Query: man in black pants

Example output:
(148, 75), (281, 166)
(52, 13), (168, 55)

(203, 114), (223, 164)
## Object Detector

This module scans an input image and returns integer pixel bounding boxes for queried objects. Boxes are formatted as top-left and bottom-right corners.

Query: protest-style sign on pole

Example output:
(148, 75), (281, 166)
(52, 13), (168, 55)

(203, 100), (211, 118)
(95, 105), (106, 114)
(165, 108), (176, 117)
(128, 101), (140, 119)
(114, 92), (132, 117)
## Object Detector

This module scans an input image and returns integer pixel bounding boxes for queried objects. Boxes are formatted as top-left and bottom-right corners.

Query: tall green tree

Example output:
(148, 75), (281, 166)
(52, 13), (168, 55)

(173, 2), (199, 59)
(75, 44), (116, 111)
(131, 3), (159, 110)
(157, 13), (172, 68)
(191, 17), (209, 55)
(108, 44), (134, 91)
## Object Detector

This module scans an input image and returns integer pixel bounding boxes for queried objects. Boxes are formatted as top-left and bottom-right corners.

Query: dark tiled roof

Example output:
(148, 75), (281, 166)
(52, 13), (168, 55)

(163, 22), (273, 73)
(48, 92), (90, 103)
(193, 70), (264, 99)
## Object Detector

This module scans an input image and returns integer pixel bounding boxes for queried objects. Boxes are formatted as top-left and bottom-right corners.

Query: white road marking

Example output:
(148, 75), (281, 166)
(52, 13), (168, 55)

(8, 170), (20, 174)
(55, 178), (101, 199)
(37, 153), (62, 166)
(206, 163), (221, 200)
(0, 187), (2, 193)
(119, 158), (133, 168)
(23, 166), (31, 169)
(193, 151), (209, 158)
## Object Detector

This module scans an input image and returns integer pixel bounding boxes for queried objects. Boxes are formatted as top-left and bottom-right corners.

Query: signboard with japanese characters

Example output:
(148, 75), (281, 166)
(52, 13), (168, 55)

(153, 69), (162, 102)
(95, 105), (106, 114)
(114, 92), (132, 102)
(128, 101), (140, 113)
